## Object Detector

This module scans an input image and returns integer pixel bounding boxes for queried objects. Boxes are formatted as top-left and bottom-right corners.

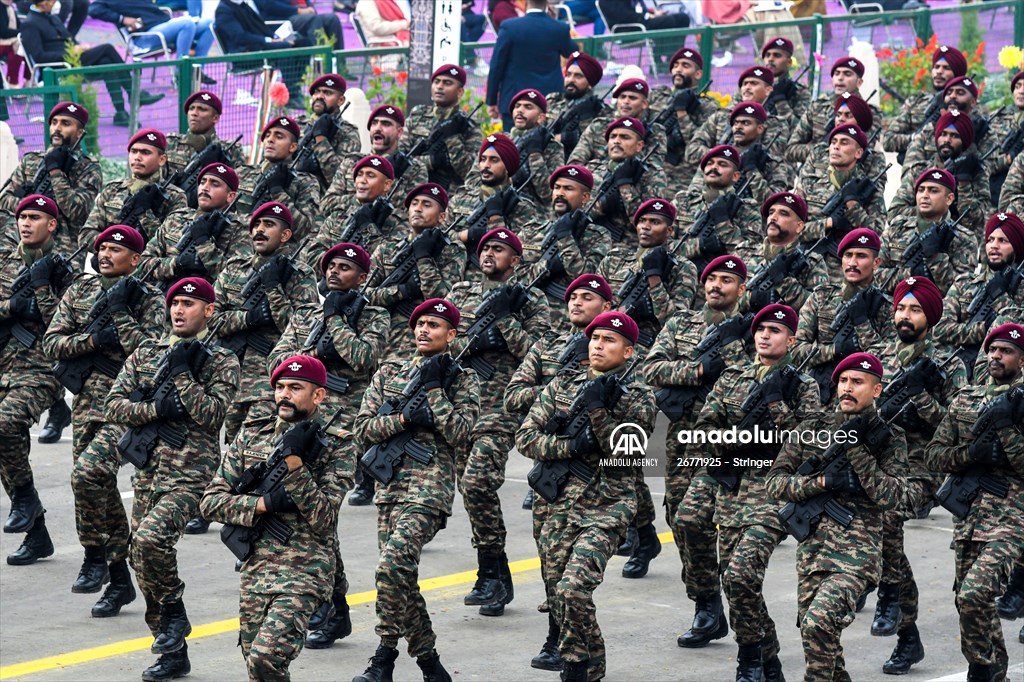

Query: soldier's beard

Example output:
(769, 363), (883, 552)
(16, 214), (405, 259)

(277, 400), (310, 422)
(564, 85), (583, 100)
(896, 324), (922, 343)
(675, 74), (695, 89)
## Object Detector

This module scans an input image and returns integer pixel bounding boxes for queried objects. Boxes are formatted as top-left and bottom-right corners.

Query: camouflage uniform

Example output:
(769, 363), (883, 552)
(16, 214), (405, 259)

(321, 152), (428, 218)
(882, 91), (939, 159)
(139, 209), (250, 287)
(516, 365), (657, 680)
(445, 178), (547, 270)
(568, 110), (667, 169)
(400, 104), (485, 193)
(588, 159), (670, 251)
(693, 353), (823, 664)
(744, 238), (829, 312)
(43, 273), (165, 564)
(164, 131), (247, 177)
(508, 126), (565, 206)
(80, 177), (190, 248)
(299, 111), (362, 186)
(878, 210), (979, 295)
(310, 194), (405, 267)
(354, 352), (480, 656)
(648, 87), (721, 192)
(214, 244), (320, 441)
(234, 163), (322, 242)
(894, 144), (991, 230)
(998, 148), (1024, 215)
(933, 269), (1024, 369)
(674, 183), (763, 281)
(106, 333), (240, 637)
(785, 91), (882, 164)
(200, 411), (353, 681)
(544, 91), (614, 162)
(984, 108), (1023, 183)
(924, 375), (1024, 679)
(766, 407), (908, 681)
(684, 107), (790, 173)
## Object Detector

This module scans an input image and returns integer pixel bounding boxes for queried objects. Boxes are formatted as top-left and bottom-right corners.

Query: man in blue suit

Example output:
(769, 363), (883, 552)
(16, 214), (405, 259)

(486, 0), (578, 132)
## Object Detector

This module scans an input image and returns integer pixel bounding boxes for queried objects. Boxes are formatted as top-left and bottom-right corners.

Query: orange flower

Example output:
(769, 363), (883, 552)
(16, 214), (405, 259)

(912, 48), (919, 56)
(916, 36), (924, 48)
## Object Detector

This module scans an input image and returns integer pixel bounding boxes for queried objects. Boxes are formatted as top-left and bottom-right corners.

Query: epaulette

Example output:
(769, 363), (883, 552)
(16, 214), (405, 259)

(324, 424), (351, 439)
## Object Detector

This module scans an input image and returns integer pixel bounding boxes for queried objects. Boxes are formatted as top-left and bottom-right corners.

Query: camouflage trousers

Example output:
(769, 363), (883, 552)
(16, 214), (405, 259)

(676, 472), (720, 600)
(374, 503), (445, 658)
(634, 473), (656, 529)
(224, 400), (255, 445)
(456, 431), (510, 553)
(71, 424), (130, 564)
(240, 591), (318, 682)
(129, 486), (200, 635)
(532, 490), (553, 604)
(0, 378), (60, 494)
(953, 538), (1023, 678)
(663, 445), (694, 576)
(797, 570), (866, 682)
(720, 524), (786, 659)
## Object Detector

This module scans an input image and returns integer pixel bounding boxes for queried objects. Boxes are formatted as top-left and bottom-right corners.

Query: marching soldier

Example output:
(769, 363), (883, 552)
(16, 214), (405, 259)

(691, 303), (822, 681)
(516, 311), (657, 682)
(760, 37), (811, 120)
(925, 323), (1024, 681)
(43, 225), (164, 614)
(295, 74), (362, 187)
(164, 91), (246, 182)
(801, 93), (887, 185)
(718, 101), (788, 206)
(235, 116), (322, 241)
(872, 276), (967, 675)
(545, 51), (612, 161)
(214, 202), (320, 442)
(201, 355), (353, 680)
(506, 88), (564, 205)
(766, 352), (908, 681)
(105, 277), (239, 681)
(447, 228), (552, 616)
(352, 298), (479, 682)
(902, 76), (1002, 170)
(313, 155), (402, 261)
(569, 77), (666, 168)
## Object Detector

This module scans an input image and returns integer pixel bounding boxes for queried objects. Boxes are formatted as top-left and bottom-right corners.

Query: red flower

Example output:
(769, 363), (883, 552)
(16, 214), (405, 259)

(373, 66), (382, 76)
(397, 71), (408, 85)
(269, 81), (289, 107)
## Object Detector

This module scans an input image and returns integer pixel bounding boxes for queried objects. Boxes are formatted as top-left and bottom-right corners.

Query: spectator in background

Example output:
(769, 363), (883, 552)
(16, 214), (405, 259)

(463, 1), (487, 75)
(488, 0), (522, 32)
(354, 0), (410, 47)
(0, 0), (25, 88)
(561, 0), (604, 34)
(89, 0), (216, 60)
(16, 0), (88, 40)
(255, 0), (345, 50)
(597, 0), (690, 63)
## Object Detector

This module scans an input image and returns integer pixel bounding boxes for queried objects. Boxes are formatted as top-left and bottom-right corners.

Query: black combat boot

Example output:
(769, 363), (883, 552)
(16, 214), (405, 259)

(348, 475), (374, 506)
(92, 560), (136, 617)
(882, 623), (924, 675)
(416, 650), (453, 682)
(38, 399), (72, 444)
(531, 613), (563, 670)
(152, 600), (191, 654)
(72, 546), (110, 593)
(996, 565), (1024, 619)
(871, 582), (902, 636)
(522, 489), (535, 509)
(560, 660), (588, 682)
(966, 662), (996, 682)
(308, 601), (334, 631)
(306, 596), (352, 648)
(4, 482), (43, 533)
(183, 517), (210, 535)
(615, 522), (638, 557)
(6, 514), (53, 565)
(352, 644), (398, 682)
(141, 642), (190, 682)
(762, 653), (785, 682)
(735, 643), (765, 682)
(464, 551), (507, 608)
(480, 552), (514, 616)
(622, 523), (662, 579)
(677, 592), (729, 648)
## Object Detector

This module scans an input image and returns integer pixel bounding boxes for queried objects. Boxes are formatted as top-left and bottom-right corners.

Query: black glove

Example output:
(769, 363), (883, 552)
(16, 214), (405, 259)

(698, 228), (725, 257)
(245, 298), (275, 328)
(483, 190), (507, 219)
(748, 287), (778, 312)
(280, 421), (321, 460)
(760, 369), (789, 404)
(946, 154), (981, 181)
(739, 143), (769, 174)
(824, 468), (863, 493)
(611, 157), (644, 188)
(698, 349), (725, 381)
(91, 325), (121, 352)
(600, 187), (624, 216)
(104, 277), (140, 314)
(165, 341), (196, 376)
(673, 88), (699, 115)
(155, 389), (187, 420)
(29, 256), (55, 289)
(707, 192), (741, 225)
(569, 422), (599, 456)
(134, 183), (166, 213)
(642, 246), (671, 279)
(403, 403), (435, 429)
(773, 77), (797, 100)
(519, 126), (553, 155)
(833, 329), (861, 358)
(839, 177), (874, 204)
(506, 284), (529, 313)
(8, 293), (41, 321)
(428, 140), (450, 172)
(483, 287), (513, 319)
(389, 151), (412, 179)
(44, 145), (73, 173)
(188, 211), (229, 245)
(316, 328), (343, 364)
(434, 113), (470, 140)
(257, 255), (295, 289)
(265, 163), (293, 194)
(310, 114), (338, 140)
(339, 292), (367, 329)
(262, 486), (298, 514)
(666, 120), (685, 152)
(174, 248), (205, 275)
(469, 326), (507, 354)
(830, 211), (854, 236)
(968, 437), (1010, 468)
(419, 352), (453, 391)
(579, 379), (607, 412)
(844, 290), (877, 326)
(398, 280), (424, 301)
(369, 197), (395, 226)
(412, 228), (443, 260)
(971, 114), (991, 145)
(916, 223), (956, 259)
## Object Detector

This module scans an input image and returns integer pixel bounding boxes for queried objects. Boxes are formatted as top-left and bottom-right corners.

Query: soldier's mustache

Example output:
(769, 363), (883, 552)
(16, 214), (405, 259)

(839, 394), (855, 402)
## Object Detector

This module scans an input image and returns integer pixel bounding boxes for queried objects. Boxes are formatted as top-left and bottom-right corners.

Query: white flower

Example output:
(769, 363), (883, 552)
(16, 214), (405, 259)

(288, 362), (303, 371)
(183, 283), (196, 293)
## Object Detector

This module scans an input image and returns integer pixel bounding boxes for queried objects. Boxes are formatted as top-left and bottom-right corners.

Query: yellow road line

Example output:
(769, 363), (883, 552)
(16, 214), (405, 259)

(0, 533), (673, 679)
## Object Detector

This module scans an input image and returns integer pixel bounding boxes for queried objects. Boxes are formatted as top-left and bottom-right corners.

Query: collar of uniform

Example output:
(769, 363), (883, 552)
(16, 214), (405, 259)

(763, 236), (799, 259)
(99, 273), (125, 290)
(128, 169), (161, 194)
(702, 302), (739, 326)
(634, 243), (668, 268)
(274, 412), (322, 437)
(479, 180), (509, 200)
(17, 239), (53, 266)
(754, 350), (792, 382)
(985, 371), (1024, 395)
(169, 326), (210, 346)
(915, 210), (951, 233)
(827, 165), (855, 191)
(834, 402), (878, 424)
(587, 361), (629, 381)
(894, 337), (933, 367)
(432, 104), (458, 121)
(251, 242), (293, 268)
(841, 279), (873, 301)
(184, 129), (215, 153)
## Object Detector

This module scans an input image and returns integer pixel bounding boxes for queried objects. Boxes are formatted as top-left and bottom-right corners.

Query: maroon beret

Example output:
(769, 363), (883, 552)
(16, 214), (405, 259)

(309, 73), (346, 94)
(271, 355), (327, 388)
(480, 133), (522, 176)
(321, 242), (371, 274)
(835, 92), (873, 132)
(894, 275), (944, 327)
(943, 75), (978, 100)
(549, 164), (594, 190)
(566, 51), (604, 86)
(613, 78), (650, 99)
(604, 116), (645, 140)
(831, 56), (865, 77)
(353, 154), (395, 180)
(738, 65), (774, 87)
(730, 100), (768, 124)
(915, 167), (956, 194)
(249, 202), (293, 231)
(983, 323), (1024, 352)
(586, 311), (639, 345)
(261, 115), (301, 140)
(404, 182), (449, 210)
(752, 303), (798, 334)
(700, 143), (741, 169)
(48, 101), (89, 126)
(94, 225), (144, 254)
(564, 273), (613, 302)
(1013, 71), (1024, 92)
(935, 110), (974, 150)
(838, 227), (882, 256)
(198, 162), (239, 192)
(477, 227), (523, 256)
(165, 276), (215, 306)
(15, 194), (59, 219)
(985, 212), (1024, 257)
(933, 45), (967, 78)
(128, 128), (166, 152)
(832, 351), (884, 384)
(762, 36), (793, 56)
(669, 46), (703, 70)
(633, 198), (677, 225)
(828, 123), (868, 149)
(509, 88), (548, 113)
(368, 104), (405, 128)
(761, 191), (807, 222)
(701, 254), (747, 282)
(432, 63), (466, 85)
(184, 90), (222, 114)
(409, 297), (460, 329)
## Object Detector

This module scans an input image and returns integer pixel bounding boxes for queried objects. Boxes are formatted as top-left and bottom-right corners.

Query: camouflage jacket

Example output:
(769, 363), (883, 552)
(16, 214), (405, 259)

(587, 158), (670, 251)
(139, 209), (250, 285)
(508, 125), (566, 205)
(785, 91), (883, 164)
(674, 183), (763, 272)
(503, 327), (588, 416)
(649, 86), (721, 186)
(877, 210), (979, 295)
(81, 176), (190, 248)
(882, 91), (939, 157)
(568, 109), (667, 168)
(796, 156), (887, 253)
(902, 112), (1002, 183)
(766, 405), (907, 583)
(0, 240), (67, 381)
(234, 161), (321, 241)
(979, 107), (1022, 179)
(545, 91), (614, 158)
(400, 103), (484, 193)
(164, 130), (247, 177)
(321, 151), (428, 217)
(894, 144), (991, 226)
(299, 111), (362, 186)
(743, 238), (829, 312)
(684, 106), (791, 172)
(933, 268), (1024, 352)
(200, 410), (353, 598)
(997, 146), (1024, 215)
(106, 331), (240, 494)
(42, 273), (165, 422)
(354, 352), (480, 516)
(310, 193), (405, 267)
(445, 178), (546, 269)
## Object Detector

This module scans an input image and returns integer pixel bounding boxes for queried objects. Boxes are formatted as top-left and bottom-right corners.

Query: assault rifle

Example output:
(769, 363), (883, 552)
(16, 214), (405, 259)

(914, 91), (944, 135)
(684, 172), (755, 274)
(377, 225), (450, 319)
(955, 260), (1024, 369)
(877, 354), (957, 433)
(336, 175), (408, 247)
(884, 204), (972, 287)
(765, 65), (809, 115)
(17, 134), (84, 200)
(586, 142), (660, 242)
(811, 164), (891, 259)
(808, 286), (886, 405)
(529, 208), (593, 301)
(556, 331), (589, 372)
(459, 277), (541, 381)
(171, 134), (243, 208)
(0, 242), (86, 351)
(408, 101), (484, 159)
(462, 169), (536, 269)
(291, 103), (350, 191)
(745, 247), (812, 312)
(990, 120), (1024, 204)
(300, 275), (374, 394)
(654, 80), (712, 165)
(550, 84), (614, 160)
(172, 198), (240, 281)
